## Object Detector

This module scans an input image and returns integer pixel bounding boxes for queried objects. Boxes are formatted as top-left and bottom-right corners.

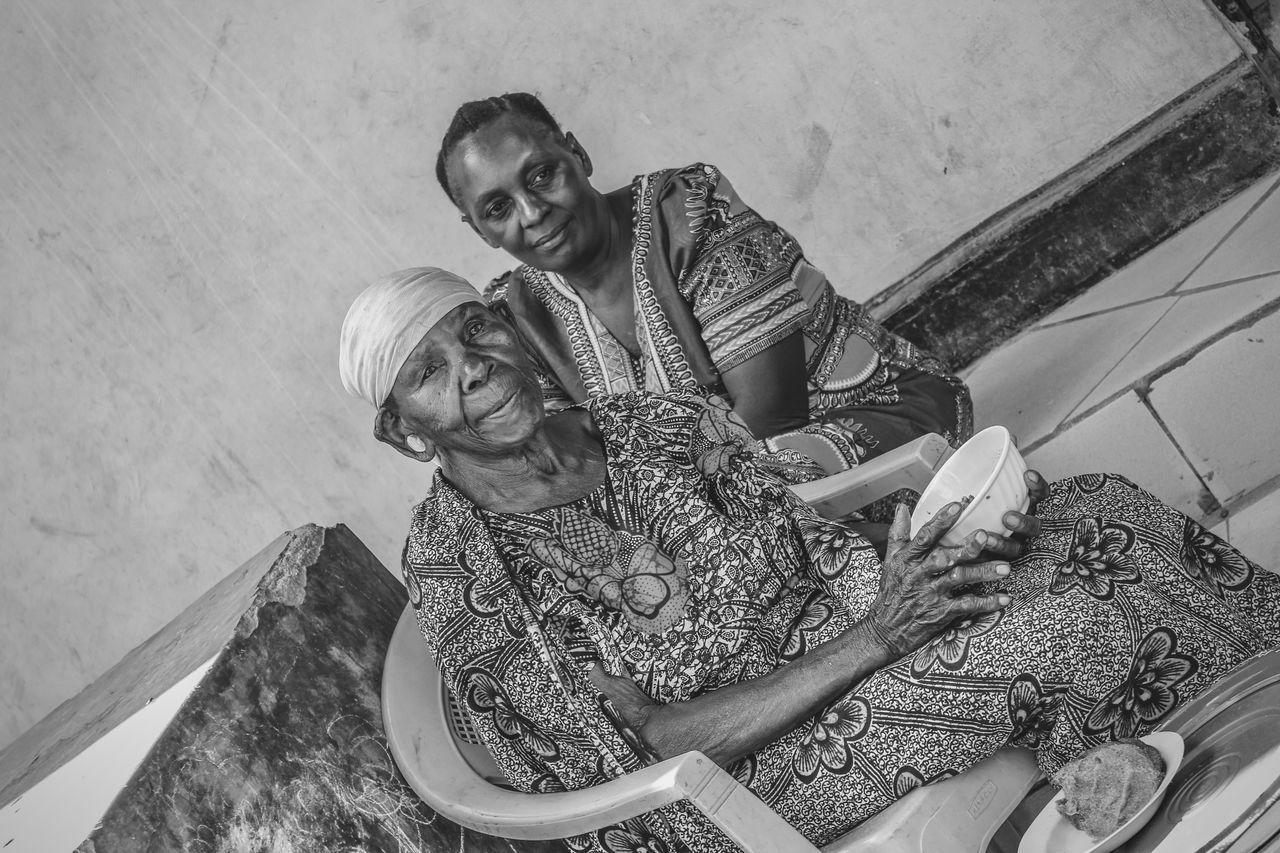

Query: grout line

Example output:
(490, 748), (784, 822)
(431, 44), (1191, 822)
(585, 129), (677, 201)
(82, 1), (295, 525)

(1160, 171), (1280, 296)
(1028, 168), (1280, 333)
(1169, 269), (1280, 298)
(1032, 293), (1173, 331)
(1133, 384), (1224, 519)
(1222, 472), (1280, 519)
(1021, 293), (1280, 455)
(1053, 299), (1179, 427)
(1033, 268), (1280, 331)
(1056, 288), (1280, 430)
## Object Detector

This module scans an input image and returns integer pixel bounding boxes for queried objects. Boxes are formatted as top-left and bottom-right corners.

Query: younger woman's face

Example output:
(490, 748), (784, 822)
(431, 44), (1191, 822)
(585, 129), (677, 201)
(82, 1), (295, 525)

(445, 114), (608, 274)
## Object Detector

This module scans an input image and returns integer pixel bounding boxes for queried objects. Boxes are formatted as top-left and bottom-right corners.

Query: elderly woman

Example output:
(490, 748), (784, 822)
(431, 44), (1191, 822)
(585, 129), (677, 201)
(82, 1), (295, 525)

(434, 92), (973, 486)
(340, 268), (1280, 853)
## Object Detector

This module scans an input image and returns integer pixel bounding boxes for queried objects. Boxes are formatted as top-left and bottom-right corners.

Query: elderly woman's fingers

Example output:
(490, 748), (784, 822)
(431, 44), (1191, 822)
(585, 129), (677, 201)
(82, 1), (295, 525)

(981, 510), (1042, 560)
(1025, 470), (1050, 511)
(903, 499), (970, 560)
(936, 561), (1011, 591)
(586, 663), (658, 730)
(950, 590), (1013, 617)
(916, 528), (987, 574)
(883, 503), (913, 564)
(868, 534), (1012, 659)
(978, 476), (1049, 560)
(1000, 509), (1042, 541)
(976, 530), (1022, 560)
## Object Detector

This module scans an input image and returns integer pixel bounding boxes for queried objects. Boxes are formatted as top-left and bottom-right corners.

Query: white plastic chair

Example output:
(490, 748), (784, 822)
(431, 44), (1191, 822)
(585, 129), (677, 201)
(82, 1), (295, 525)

(381, 606), (1043, 852)
(379, 432), (1056, 850)
(787, 431), (953, 519)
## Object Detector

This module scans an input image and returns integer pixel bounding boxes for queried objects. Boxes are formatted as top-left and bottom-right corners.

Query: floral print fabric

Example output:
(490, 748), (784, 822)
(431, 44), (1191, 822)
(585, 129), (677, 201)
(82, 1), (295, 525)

(401, 391), (1280, 852)
(761, 475), (1280, 843)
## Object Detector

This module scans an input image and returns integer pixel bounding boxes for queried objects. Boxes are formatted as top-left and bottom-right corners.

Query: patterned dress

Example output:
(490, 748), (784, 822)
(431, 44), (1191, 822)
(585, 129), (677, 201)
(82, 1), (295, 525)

(401, 391), (1280, 853)
(485, 163), (973, 481)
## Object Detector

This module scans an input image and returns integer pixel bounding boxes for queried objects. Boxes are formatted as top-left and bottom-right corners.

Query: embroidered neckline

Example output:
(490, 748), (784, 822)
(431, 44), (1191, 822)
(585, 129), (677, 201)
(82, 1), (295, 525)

(631, 172), (695, 391)
(521, 170), (695, 396)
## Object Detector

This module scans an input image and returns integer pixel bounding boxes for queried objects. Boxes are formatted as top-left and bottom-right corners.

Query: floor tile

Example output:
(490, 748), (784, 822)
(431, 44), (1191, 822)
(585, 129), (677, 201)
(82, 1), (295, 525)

(1146, 305), (1280, 507)
(1038, 174), (1280, 324)
(1180, 175), (1280, 289)
(1068, 274), (1280, 418)
(1217, 486), (1280, 575)
(1023, 391), (1211, 522)
(964, 300), (1170, 447)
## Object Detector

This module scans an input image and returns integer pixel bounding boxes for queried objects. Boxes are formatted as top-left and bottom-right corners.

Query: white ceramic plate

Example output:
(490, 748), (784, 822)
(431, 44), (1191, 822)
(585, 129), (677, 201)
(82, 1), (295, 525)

(1018, 732), (1185, 853)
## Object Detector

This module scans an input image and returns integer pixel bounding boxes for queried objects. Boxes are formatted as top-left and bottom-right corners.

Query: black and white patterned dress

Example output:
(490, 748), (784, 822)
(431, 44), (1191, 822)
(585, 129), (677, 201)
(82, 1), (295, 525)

(402, 390), (1280, 852)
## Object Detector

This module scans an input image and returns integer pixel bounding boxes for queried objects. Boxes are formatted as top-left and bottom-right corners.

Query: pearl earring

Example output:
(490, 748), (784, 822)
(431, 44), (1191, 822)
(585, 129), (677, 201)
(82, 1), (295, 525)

(407, 435), (427, 453)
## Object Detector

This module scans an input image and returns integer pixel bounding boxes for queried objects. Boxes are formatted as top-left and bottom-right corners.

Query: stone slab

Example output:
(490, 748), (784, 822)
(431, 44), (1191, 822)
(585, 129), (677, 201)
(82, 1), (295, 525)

(77, 524), (564, 852)
(1181, 177), (1280, 288)
(1070, 274), (1280, 419)
(0, 530), (297, 808)
(0, 524), (564, 852)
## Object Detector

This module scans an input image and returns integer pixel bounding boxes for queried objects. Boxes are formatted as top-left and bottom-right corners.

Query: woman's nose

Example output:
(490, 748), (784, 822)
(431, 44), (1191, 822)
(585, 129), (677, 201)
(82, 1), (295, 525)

(459, 353), (490, 392)
(514, 192), (547, 227)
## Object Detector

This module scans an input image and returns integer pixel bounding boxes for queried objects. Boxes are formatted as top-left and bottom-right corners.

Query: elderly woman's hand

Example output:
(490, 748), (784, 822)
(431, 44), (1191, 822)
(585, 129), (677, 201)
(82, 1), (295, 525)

(968, 469), (1051, 562)
(863, 500), (1013, 661)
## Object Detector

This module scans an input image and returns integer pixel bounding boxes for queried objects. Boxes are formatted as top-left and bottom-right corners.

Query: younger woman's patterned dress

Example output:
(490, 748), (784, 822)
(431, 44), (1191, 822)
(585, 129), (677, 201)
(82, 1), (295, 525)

(401, 391), (1280, 853)
(487, 163), (973, 483)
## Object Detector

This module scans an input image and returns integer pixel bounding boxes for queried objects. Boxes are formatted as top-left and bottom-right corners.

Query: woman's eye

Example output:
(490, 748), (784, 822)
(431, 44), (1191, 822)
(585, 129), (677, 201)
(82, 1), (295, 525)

(421, 362), (439, 381)
(485, 199), (510, 219)
(529, 167), (552, 187)
(465, 319), (485, 338)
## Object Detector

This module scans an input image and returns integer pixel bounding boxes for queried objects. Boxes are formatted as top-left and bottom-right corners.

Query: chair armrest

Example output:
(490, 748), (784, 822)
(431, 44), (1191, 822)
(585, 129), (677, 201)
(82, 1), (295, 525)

(435, 750), (819, 850)
(382, 606), (819, 850)
(788, 433), (952, 519)
(822, 747), (1043, 853)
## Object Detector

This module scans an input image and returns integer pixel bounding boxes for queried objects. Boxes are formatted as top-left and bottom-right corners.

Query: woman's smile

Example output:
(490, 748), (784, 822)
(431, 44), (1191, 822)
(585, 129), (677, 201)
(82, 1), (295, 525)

(531, 220), (570, 253)
(480, 391), (520, 422)
(472, 379), (534, 429)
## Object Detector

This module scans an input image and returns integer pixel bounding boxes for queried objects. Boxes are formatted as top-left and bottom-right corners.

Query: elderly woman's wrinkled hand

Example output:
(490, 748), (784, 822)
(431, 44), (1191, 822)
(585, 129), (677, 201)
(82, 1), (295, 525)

(864, 500), (1013, 661)
(970, 469), (1051, 562)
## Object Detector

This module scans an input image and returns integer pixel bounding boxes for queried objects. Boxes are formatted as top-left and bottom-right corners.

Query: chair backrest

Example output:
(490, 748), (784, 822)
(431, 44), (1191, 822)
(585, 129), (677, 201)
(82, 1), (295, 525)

(381, 605), (496, 798)
(433, 654), (507, 785)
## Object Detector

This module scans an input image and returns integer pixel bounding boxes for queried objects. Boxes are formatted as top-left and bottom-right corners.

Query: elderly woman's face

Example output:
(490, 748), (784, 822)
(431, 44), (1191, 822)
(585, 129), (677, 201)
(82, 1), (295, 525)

(387, 302), (544, 457)
(446, 114), (607, 274)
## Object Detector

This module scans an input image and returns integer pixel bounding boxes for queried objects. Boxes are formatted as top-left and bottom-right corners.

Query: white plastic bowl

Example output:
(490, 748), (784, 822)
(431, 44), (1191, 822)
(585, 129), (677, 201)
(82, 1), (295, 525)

(909, 425), (1030, 547)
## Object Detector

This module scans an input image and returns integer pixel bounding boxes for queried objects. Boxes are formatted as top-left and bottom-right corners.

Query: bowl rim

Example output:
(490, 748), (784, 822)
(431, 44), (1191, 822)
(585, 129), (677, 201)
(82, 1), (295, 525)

(911, 424), (1014, 535)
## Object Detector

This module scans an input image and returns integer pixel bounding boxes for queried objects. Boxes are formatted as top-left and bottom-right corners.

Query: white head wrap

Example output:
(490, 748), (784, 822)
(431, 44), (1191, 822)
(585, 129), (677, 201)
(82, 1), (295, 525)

(339, 267), (483, 409)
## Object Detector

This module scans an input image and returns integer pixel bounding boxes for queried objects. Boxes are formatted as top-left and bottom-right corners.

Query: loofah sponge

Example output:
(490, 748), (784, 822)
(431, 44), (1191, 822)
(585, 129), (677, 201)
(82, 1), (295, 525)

(1051, 738), (1167, 840)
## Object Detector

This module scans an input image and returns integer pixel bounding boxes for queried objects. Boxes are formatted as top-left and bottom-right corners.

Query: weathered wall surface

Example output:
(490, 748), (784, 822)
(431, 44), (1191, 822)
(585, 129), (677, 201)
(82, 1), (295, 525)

(0, 0), (1238, 749)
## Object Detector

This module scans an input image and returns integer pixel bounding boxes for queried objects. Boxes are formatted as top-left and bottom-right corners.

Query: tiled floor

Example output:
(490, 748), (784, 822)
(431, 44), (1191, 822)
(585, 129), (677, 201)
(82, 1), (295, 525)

(963, 168), (1280, 571)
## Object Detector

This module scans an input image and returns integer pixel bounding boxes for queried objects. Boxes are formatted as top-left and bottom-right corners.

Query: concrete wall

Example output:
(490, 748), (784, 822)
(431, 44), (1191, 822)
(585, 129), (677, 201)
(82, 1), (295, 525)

(0, 0), (1238, 749)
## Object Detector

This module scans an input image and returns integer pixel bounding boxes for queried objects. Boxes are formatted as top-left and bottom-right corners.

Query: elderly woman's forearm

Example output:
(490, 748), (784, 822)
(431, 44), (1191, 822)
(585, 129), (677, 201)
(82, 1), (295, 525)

(623, 621), (896, 768)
